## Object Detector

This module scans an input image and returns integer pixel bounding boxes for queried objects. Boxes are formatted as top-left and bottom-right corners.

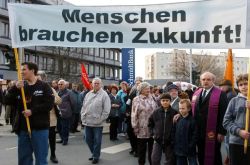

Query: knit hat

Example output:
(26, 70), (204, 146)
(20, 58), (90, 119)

(167, 84), (179, 92)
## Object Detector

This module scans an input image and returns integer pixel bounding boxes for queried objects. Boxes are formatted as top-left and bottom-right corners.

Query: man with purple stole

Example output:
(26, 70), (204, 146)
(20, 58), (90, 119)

(191, 72), (228, 165)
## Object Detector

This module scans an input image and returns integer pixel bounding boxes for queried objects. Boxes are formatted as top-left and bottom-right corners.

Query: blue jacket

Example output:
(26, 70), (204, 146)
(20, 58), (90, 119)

(69, 90), (82, 114)
(223, 94), (250, 146)
(173, 114), (198, 156)
(117, 90), (127, 114)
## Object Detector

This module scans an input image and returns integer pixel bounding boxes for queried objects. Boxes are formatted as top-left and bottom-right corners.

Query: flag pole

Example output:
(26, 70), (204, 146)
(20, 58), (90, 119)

(244, 57), (250, 154)
(14, 48), (32, 137)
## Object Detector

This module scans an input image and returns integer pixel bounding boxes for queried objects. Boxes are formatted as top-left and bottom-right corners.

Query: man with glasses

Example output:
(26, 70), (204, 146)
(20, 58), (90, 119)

(81, 78), (111, 164)
(191, 72), (228, 165)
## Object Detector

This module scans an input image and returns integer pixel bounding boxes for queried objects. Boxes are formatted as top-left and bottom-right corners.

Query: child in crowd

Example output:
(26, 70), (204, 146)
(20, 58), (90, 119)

(223, 74), (250, 165)
(148, 93), (177, 165)
(173, 99), (198, 165)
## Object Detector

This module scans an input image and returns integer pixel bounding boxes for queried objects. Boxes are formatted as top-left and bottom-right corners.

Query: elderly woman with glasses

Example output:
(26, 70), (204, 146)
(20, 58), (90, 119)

(131, 82), (159, 165)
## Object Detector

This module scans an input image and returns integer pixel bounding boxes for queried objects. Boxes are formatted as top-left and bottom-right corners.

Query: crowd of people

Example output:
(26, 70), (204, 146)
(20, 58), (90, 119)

(0, 61), (250, 165)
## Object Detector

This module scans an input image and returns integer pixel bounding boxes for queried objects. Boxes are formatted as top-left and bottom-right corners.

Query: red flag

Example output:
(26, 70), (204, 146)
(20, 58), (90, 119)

(80, 63), (92, 90)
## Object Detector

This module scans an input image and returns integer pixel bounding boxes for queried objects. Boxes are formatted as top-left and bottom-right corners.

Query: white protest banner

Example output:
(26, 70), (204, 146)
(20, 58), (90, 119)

(8, 0), (247, 48)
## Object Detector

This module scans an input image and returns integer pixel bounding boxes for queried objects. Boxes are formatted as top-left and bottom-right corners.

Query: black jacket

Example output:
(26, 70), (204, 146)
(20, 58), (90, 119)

(148, 106), (177, 145)
(5, 80), (54, 133)
(173, 114), (198, 156)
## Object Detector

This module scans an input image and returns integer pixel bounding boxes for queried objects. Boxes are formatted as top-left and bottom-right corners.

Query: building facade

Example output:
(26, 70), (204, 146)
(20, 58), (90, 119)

(145, 49), (248, 84)
(0, 0), (122, 85)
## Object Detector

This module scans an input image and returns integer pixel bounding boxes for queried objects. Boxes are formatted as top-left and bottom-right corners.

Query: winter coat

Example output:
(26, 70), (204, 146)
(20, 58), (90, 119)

(148, 106), (177, 145)
(117, 89), (127, 115)
(109, 94), (122, 118)
(131, 94), (158, 138)
(223, 94), (250, 146)
(58, 89), (72, 119)
(81, 88), (111, 127)
(69, 90), (82, 114)
(173, 114), (198, 156)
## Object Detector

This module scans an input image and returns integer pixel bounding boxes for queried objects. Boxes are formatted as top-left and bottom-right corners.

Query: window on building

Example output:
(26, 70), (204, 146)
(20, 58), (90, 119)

(77, 48), (83, 54)
(115, 68), (119, 78)
(55, 59), (59, 72)
(89, 64), (94, 76)
(71, 47), (77, 53)
(0, 50), (5, 64)
(47, 58), (55, 72)
(63, 60), (68, 72)
(95, 65), (100, 76)
(85, 64), (89, 74)
(0, 0), (7, 9)
(94, 48), (100, 57)
(100, 65), (105, 78)
(110, 50), (114, 60)
(114, 51), (121, 61)
(77, 63), (81, 74)
(100, 49), (105, 58)
(70, 61), (77, 74)
(105, 49), (110, 59)
(110, 67), (114, 78)
(39, 56), (47, 70)
(30, 54), (39, 64)
(25, 54), (30, 62)
(83, 48), (88, 55)
(105, 66), (110, 78)
(89, 48), (94, 56)
(0, 22), (10, 38)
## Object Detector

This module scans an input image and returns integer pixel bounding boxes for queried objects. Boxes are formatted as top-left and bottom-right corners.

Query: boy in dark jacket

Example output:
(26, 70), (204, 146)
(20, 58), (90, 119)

(148, 93), (177, 165)
(173, 99), (198, 165)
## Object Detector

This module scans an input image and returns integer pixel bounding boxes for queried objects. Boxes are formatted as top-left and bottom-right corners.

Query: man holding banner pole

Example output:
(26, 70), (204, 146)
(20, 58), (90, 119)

(5, 62), (54, 165)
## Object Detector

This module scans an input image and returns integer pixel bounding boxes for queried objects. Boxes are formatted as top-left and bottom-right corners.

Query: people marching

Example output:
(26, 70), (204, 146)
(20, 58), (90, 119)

(3, 64), (250, 165)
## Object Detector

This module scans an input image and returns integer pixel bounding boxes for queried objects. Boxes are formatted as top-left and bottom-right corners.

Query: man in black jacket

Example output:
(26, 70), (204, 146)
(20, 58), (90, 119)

(5, 62), (54, 165)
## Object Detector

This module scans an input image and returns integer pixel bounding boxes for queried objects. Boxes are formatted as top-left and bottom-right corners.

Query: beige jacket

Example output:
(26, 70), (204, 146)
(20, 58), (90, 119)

(50, 88), (62, 127)
(131, 94), (158, 138)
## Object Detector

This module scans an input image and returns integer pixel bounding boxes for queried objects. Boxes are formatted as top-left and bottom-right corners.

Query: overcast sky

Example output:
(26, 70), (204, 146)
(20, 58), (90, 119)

(65, 0), (250, 78)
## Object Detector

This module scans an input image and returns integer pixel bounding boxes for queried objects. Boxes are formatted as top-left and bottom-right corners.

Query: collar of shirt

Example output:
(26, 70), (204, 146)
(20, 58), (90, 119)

(203, 86), (213, 97)
(91, 88), (102, 94)
(171, 96), (179, 106)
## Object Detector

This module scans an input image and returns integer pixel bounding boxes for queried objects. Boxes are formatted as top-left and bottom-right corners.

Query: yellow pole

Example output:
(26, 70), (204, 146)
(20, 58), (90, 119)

(244, 57), (250, 154)
(13, 48), (32, 137)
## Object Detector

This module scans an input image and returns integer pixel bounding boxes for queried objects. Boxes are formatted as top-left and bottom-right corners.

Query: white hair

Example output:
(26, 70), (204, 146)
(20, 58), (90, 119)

(58, 79), (66, 85)
(137, 82), (151, 94)
(92, 77), (102, 84)
(200, 71), (216, 81)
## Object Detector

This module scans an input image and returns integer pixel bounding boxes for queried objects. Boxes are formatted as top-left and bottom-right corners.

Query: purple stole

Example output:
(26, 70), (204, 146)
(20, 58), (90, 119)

(191, 87), (221, 165)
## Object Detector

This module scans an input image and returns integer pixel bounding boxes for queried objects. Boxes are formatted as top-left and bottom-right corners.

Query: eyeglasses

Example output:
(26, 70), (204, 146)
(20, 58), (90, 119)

(58, 84), (63, 86)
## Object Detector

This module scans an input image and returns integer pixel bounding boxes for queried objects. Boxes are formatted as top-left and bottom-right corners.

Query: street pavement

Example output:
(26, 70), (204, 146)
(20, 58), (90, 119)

(0, 110), (142, 165)
(0, 109), (226, 165)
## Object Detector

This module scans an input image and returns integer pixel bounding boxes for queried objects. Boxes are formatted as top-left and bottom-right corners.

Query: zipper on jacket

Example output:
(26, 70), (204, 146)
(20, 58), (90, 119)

(163, 111), (167, 145)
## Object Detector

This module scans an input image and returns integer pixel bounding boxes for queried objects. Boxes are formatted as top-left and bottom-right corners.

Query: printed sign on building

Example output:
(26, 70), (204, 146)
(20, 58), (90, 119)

(122, 48), (135, 86)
